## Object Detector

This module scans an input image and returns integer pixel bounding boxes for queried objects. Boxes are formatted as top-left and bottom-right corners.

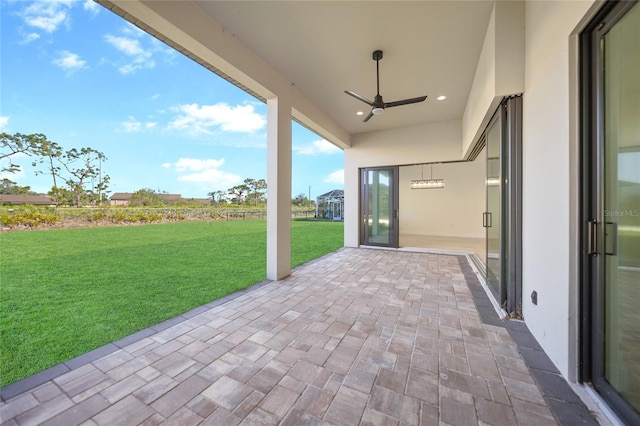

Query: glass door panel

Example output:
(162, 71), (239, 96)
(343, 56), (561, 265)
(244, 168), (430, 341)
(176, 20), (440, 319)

(486, 113), (503, 302)
(603, 2), (640, 413)
(480, 97), (521, 314)
(360, 167), (399, 247)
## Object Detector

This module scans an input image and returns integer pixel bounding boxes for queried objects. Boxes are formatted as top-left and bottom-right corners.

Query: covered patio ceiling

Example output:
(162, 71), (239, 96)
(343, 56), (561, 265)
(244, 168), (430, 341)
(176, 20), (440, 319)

(97, 0), (495, 140)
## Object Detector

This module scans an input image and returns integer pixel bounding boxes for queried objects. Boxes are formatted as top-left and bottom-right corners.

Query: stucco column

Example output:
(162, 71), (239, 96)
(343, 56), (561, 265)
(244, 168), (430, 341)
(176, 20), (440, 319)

(266, 94), (292, 280)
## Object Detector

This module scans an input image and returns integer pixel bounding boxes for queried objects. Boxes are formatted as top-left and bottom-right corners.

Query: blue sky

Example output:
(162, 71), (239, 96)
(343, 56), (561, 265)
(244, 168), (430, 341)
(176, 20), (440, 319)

(0, 0), (344, 200)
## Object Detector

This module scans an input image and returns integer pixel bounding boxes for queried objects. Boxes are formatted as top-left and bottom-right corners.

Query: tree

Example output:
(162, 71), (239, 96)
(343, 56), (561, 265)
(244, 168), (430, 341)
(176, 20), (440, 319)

(58, 147), (108, 207)
(292, 193), (316, 209)
(244, 178), (267, 206)
(33, 139), (63, 205)
(2, 133), (110, 206)
(292, 193), (310, 206)
(48, 186), (76, 206)
(129, 188), (166, 206)
(228, 184), (249, 205)
(207, 190), (225, 204)
(0, 178), (34, 195)
(1, 132), (50, 174)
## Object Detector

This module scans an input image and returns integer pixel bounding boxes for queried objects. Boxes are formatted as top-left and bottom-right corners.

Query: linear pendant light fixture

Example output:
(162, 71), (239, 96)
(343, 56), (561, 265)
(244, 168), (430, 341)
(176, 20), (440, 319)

(411, 165), (445, 189)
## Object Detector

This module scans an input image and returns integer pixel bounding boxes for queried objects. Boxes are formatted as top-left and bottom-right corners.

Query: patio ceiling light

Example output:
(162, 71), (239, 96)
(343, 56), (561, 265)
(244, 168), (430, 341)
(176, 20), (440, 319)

(411, 165), (445, 189)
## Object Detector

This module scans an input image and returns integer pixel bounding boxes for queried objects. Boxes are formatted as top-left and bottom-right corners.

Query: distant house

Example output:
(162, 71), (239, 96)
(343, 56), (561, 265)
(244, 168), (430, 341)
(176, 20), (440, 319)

(109, 192), (183, 206)
(316, 189), (344, 221)
(0, 195), (55, 206)
(109, 193), (133, 206)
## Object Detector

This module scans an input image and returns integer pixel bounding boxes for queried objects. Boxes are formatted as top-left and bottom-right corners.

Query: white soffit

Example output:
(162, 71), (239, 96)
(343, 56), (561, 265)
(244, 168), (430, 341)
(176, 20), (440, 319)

(197, 1), (494, 135)
(103, 1), (494, 138)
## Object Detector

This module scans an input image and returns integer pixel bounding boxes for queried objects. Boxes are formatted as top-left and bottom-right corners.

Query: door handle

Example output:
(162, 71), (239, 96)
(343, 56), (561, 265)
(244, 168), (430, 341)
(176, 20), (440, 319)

(483, 212), (492, 228)
(604, 221), (618, 256)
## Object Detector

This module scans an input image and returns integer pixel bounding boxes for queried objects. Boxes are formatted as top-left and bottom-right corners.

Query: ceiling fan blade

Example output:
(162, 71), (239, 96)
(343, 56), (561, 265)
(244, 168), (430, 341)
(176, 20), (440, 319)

(384, 95), (428, 108)
(345, 90), (374, 106)
(362, 111), (375, 122)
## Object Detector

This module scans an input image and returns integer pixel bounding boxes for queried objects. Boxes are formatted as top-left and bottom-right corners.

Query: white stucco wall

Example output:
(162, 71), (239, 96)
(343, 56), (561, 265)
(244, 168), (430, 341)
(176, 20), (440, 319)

(462, 1), (524, 157)
(399, 158), (486, 239)
(522, 0), (595, 378)
(344, 120), (462, 247)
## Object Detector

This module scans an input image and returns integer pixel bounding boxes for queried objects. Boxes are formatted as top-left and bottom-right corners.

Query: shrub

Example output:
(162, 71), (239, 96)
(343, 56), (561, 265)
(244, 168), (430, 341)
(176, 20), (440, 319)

(87, 211), (107, 222)
(0, 211), (59, 228)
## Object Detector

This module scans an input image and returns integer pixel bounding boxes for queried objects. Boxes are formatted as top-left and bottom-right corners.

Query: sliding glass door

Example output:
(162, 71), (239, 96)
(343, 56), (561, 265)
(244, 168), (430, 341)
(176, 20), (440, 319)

(582, 2), (640, 422)
(360, 167), (399, 247)
(482, 97), (522, 315)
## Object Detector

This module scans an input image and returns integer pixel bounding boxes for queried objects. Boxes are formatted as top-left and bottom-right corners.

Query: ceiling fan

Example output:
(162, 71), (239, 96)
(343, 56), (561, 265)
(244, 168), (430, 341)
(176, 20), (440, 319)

(345, 50), (428, 122)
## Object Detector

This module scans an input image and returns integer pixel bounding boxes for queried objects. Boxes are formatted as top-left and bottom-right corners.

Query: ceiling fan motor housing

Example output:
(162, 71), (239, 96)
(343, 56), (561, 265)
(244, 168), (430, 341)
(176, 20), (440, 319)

(372, 94), (385, 114)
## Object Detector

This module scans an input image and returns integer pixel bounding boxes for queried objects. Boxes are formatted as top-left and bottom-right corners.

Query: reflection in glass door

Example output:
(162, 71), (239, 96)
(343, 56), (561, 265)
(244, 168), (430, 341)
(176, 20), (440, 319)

(603, 0), (640, 417)
(583, 1), (640, 422)
(485, 112), (503, 302)
(360, 167), (399, 247)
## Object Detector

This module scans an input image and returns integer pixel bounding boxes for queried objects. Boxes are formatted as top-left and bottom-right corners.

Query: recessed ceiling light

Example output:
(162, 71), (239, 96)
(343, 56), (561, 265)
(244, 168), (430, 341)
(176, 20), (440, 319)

(356, 111), (364, 116)
(437, 95), (447, 101)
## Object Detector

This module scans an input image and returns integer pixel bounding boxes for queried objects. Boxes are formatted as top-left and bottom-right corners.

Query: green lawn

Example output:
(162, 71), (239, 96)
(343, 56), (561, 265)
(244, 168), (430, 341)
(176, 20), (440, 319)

(0, 219), (343, 386)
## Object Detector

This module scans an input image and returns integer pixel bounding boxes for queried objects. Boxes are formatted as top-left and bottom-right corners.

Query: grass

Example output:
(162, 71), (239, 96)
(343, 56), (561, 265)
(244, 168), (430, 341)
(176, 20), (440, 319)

(0, 218), (343, 386)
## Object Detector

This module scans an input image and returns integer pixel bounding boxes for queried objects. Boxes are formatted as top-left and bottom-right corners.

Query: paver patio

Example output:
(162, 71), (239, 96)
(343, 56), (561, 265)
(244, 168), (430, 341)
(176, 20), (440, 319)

(1, 248), (597, 425)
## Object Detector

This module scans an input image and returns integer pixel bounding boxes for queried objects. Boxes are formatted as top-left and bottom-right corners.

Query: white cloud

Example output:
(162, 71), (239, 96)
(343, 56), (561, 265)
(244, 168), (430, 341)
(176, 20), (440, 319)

(19, 32), (41, 44)
(104, 34), (155, 74)
(83, 0), (100, 15)
(121, 22), (144, 37)
(52, 50), (87, 73)
(150, 93), (160, 100)
(0, 116), (9, 131)
(25, 12), (66, 32)
(104, 34), (144, 56)
(324, 169), (344, 185)
(16, 0), (96, 42)
(295, 139), (342, 156)
(121, 116), (156, 133)
(168, 103), (265, 135)
(174, 158), (225, 172)
(168, 157), (241, 189)
(21, 0), (74, 33)
(121, 117), (141, 133)
(161, 162), (171, 169)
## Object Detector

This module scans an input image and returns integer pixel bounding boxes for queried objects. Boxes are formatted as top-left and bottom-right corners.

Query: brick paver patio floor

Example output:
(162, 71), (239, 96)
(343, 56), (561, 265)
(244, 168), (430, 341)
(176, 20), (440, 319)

(1, 248), (595, 425)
